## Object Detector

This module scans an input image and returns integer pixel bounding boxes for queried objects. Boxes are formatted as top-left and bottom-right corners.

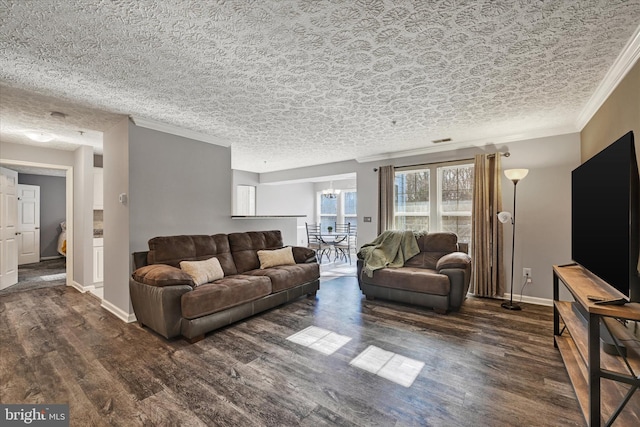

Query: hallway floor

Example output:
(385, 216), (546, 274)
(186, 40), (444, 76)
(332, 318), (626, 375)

(0, 258), (66, 295)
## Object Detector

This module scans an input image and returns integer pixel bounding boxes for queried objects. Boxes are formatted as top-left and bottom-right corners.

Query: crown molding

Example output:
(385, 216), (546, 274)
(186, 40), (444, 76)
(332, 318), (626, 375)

(355, 125), (577, 163)
(129, 116), (231, 147)
(575, 23), (640, 130)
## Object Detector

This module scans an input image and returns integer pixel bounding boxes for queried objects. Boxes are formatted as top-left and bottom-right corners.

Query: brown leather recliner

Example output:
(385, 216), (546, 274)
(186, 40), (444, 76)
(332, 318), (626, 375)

(357, 232), (471, 314)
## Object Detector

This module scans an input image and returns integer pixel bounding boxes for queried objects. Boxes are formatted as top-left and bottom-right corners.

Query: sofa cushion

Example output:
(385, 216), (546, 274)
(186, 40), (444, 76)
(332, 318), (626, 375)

(180, 257), (224, 287)
(148, 234), (238, 276)
(417, 232), (459, 252)
(405, 232), (460, 269)
(361, 267), (450, 295)
(245, 263), (320, 292)
(404, 252), (442, 269)
(132, 264), (194, 287)
(257, 246), (296, 269)
(229, 231), (283, 273)
(181, 275), (271, 319)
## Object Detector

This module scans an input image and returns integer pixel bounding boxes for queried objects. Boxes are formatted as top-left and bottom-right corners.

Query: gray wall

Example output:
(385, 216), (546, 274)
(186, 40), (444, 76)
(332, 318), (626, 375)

(73, 145), (94, 289)
(129, 125), (235, 249)
(18, 173), (66, 258)
(101, 123), (297, 318)
(256, 181), (315, 246)
(103, 116), (131, 315)
(128, 125), (298, 251)
(581, 59), (639, 164)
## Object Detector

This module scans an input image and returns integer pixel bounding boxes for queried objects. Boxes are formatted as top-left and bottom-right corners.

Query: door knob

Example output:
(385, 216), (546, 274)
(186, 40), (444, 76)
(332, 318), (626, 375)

(15, 232), (21, 235)
(35, 227), (40, 229)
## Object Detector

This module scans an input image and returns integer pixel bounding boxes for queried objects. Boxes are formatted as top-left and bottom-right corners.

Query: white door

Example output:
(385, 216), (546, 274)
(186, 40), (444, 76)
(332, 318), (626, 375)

(18, 184), (40, 265)
(0, 167), (19, 290)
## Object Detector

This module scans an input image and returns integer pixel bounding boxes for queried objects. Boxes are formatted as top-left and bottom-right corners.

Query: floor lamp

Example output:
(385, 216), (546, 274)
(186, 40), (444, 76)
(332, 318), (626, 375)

(499, 168), (529, 311)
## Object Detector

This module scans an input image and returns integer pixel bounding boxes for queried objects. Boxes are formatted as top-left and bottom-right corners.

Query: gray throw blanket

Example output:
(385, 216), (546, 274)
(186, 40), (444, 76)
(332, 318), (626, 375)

(358, 230), (420, 278)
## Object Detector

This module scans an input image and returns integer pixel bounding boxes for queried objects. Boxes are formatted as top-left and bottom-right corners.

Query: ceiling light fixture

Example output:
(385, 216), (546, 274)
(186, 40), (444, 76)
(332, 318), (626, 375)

(50, 111), (67, 119)
(24, 131), (54, 142)
(321, 181), (341, 198)
(432, 137), (452, 143)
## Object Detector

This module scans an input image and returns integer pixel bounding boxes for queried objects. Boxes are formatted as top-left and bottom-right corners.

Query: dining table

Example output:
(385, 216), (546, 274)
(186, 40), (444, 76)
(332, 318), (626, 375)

(313, 232), (349, 262)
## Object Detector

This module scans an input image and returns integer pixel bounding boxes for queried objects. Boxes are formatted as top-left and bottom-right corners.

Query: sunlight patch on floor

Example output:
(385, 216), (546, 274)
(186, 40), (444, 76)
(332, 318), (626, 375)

(286, 326), (352, 355)
(349, 345), (424, 388)
(39, 273), (66, 281)
(287, 326), (424, 388)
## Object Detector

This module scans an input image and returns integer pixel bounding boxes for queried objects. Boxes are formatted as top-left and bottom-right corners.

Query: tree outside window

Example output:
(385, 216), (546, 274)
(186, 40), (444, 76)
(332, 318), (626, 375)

(394, 169), (429, 231)
(439, 165), (473, 244)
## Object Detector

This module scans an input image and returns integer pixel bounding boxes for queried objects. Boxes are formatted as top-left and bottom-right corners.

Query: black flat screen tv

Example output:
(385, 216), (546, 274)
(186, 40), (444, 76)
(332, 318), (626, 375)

(571, 130), (640, 302)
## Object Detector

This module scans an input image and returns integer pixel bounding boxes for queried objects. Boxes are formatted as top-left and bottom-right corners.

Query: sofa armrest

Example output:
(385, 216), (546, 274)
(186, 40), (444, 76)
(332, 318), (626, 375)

(129, 278), (193, 339)
(439, 269), (470, 310)
(437, 252), (471, 310)
(436, 252), (471, 271)
(132, 264), (194, 287)
(291, 246), (318, 264)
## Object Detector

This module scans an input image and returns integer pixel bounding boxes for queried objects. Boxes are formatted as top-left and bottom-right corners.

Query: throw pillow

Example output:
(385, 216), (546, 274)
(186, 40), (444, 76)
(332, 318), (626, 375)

(180, 257), (224, 286)
(257, 246), (296, 269)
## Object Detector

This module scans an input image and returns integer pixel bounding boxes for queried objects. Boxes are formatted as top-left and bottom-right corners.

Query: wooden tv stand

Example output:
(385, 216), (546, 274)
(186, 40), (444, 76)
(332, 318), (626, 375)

(553, 264), (640, 426)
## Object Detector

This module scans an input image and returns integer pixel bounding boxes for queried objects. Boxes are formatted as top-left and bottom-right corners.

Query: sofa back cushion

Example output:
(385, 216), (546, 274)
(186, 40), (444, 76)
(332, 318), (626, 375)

(148, 234), (238, 276)
(229, 230), (283, 273)
(405, 232), (459, 269)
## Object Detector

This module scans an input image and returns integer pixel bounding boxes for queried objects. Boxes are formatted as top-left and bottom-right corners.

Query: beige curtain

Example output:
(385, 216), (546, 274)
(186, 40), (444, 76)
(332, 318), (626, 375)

(377, 165), (395, 234)
(471, 154), (505, 297)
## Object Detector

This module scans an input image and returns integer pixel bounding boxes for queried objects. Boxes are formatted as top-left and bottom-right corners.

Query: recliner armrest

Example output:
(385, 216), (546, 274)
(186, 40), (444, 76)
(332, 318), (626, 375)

(436, 252), (471, 271)
(129, 279), (193, 339)
(291, 246), (318, 263)
(132, 264), (195, 287)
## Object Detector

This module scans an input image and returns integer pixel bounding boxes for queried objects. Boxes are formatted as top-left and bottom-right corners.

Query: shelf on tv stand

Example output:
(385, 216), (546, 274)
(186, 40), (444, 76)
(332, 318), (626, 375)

(553, 264), (640, 426)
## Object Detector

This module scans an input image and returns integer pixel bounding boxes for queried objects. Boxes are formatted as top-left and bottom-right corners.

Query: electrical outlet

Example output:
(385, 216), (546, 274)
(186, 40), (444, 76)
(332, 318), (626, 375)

(523, 268), (531, 278)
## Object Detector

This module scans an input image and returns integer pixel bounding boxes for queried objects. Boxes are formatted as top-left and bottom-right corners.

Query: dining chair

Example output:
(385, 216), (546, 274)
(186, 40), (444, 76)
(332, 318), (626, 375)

(332, 222), (352, 264)
(305, 222), (331, 263)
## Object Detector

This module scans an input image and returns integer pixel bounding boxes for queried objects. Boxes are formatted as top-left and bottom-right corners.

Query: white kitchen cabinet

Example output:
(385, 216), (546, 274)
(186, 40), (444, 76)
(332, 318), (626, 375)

(93, 238), (104, 283)
(93, 167), (103, 210)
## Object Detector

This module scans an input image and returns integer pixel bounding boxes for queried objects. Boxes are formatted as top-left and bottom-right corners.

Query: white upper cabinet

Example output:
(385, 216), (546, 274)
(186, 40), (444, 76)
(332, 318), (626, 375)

(93, 167), (103, 210)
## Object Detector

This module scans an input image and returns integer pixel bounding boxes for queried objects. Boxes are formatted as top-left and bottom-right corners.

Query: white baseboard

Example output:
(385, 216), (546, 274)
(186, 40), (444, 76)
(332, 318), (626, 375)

(68, 280), (136, 323)
(504, 293), (553, 307)
(69, 280), (88, 293)
(101, 299), (137, 323)
(41, 255), (65, 261)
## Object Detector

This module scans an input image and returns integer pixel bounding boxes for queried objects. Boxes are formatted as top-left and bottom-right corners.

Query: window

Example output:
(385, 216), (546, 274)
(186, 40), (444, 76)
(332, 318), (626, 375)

(394, 162), (473, 244)
(320, 194), (338, 231)
(438, 164), (473, 243)
(317, 190), (357, 232)
(343, 191), (358, 231)
(394, 169), (430, 231)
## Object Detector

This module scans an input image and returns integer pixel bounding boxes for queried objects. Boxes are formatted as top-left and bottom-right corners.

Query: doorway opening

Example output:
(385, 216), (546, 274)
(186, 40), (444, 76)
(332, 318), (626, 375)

(0, 160), (73, 292)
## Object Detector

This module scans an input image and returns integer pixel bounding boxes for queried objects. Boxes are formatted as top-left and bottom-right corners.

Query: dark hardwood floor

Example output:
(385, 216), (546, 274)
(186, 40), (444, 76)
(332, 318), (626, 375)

(0, 275), (585, 426)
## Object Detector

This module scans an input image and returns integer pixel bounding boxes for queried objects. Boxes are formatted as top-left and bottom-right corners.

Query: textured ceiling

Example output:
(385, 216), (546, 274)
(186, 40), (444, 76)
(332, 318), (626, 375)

(1, 0), (640, 173)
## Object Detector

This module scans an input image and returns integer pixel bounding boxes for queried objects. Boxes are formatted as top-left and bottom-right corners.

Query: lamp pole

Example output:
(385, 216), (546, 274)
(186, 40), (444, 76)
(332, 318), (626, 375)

(502, 177), (522, 310)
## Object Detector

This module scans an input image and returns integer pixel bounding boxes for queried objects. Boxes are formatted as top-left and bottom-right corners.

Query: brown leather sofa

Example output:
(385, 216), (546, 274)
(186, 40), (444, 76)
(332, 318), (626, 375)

(357, 232), (471, 314)
(130, 230), (319, 342)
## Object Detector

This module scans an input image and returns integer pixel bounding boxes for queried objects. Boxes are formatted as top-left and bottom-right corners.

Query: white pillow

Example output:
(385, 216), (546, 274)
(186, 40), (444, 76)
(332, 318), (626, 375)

(179, 257), (224, 286)
(257, 246), (296, 269)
